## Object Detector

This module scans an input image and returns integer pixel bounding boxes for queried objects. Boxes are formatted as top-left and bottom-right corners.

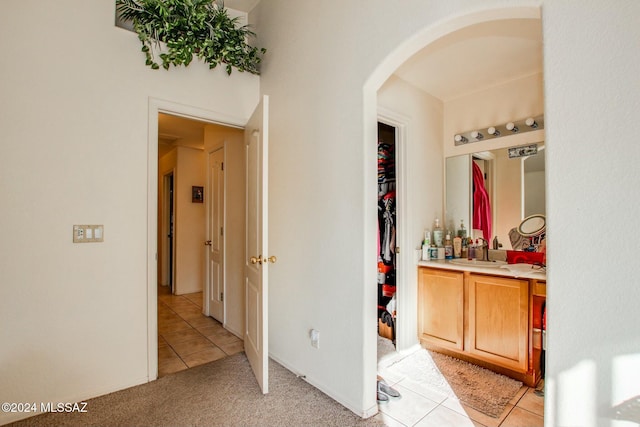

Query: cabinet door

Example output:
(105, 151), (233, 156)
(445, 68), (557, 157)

(468, 274), (528, 371)
(418, 268), (464, 350)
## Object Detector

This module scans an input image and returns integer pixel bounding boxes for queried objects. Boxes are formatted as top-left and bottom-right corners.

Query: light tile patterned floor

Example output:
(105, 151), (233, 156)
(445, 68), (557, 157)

(157, 286), (243, 377)
(374, 341), (544, 427)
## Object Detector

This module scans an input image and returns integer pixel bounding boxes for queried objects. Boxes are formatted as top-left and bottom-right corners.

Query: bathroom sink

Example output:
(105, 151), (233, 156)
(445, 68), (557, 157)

(449, 259), (507, 268)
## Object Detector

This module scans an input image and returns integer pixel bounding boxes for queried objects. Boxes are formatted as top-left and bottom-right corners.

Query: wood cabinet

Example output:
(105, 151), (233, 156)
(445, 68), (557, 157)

(418, 268), (464, 350)
(418, 266), (545, 386)
(467, 274), (528, 371)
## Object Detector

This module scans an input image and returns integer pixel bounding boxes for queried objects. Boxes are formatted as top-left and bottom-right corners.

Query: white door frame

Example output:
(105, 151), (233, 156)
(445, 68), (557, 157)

(377, 109), (414, 352)
(147, 98), (245, 380)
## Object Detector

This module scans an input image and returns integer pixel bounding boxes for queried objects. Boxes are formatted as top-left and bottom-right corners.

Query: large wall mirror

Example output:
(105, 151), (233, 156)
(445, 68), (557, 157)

(445, 142), (545, 249)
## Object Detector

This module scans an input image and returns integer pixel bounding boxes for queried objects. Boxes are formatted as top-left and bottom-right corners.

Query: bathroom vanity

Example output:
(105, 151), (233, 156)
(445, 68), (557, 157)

(417, 260), (546, 387)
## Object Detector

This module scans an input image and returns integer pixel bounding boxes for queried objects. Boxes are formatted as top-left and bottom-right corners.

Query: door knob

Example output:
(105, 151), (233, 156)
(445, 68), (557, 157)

(204, 240), (212, 246)
(265, 256), (277, 264)
(250, 256), (263, 265)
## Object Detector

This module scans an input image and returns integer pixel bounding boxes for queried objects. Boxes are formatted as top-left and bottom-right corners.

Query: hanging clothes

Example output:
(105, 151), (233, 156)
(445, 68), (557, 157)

(472, 161), (492, 240)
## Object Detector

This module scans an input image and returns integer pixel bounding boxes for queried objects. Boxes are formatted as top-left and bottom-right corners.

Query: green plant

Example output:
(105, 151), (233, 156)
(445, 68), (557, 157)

(116, 0), (265, 74)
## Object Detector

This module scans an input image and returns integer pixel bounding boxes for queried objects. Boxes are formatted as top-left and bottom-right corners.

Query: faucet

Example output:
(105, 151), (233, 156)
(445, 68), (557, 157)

(477, 238), (489, 261)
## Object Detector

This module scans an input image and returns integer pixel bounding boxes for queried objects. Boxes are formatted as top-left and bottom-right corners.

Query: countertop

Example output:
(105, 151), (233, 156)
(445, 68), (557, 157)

(417, 259), (546, 280)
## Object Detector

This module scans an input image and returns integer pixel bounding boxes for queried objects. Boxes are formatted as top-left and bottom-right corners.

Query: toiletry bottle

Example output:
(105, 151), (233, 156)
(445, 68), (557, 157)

(453, 235), (462, 258)
(421, 229), (431, 261)
(468, 238), (475, 260)
(433, 218), (444, 247)
(492, 236), (499, 250)
(444, 234), (453, 259)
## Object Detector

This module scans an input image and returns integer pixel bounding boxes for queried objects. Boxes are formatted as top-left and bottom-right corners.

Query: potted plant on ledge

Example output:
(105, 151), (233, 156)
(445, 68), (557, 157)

(116, 0), (265, 74)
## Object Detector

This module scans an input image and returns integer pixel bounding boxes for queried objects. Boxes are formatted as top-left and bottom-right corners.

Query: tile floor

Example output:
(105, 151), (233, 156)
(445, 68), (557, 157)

(157, 285), (244, 377)
(374, 340), (544, 427)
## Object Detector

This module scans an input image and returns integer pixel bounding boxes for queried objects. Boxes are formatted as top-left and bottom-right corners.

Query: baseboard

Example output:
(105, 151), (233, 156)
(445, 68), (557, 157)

(268, 353), (377, 419)
(224, 323), (242, 340)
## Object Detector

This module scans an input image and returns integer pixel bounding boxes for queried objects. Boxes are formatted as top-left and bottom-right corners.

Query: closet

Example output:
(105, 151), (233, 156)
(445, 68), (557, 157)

(377, 122), (396, 344)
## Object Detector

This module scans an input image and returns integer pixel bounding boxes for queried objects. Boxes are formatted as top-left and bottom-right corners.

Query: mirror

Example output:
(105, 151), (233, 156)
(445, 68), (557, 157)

(445, 143), (545, 249)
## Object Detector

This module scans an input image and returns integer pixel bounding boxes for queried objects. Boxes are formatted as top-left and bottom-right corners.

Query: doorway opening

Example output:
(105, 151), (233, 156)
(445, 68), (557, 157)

(377, 122), (398, 361)
(154, 110), (246, 378)
(162, 172), (175, 293)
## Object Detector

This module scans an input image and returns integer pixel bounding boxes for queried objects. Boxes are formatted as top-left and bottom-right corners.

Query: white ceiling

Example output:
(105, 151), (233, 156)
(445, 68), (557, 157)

(158, 17), (542, 143)
(394, 18), (542, 101)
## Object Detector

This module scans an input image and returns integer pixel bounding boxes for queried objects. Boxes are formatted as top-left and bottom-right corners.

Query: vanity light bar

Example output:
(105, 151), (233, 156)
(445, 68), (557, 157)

(453, 115), (544, 146)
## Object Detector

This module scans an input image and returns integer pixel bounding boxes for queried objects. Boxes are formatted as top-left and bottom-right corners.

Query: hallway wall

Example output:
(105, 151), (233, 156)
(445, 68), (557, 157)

(0, 2), (258, 424)
(159, 146), (206, 295)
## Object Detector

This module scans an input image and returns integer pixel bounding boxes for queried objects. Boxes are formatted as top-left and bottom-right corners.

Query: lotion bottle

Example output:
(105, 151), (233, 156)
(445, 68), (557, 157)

(421, 230), (431, 261)
(453, 235), (462, 258)
(444, 234), (453, 259)
(433, 218), (444, 247)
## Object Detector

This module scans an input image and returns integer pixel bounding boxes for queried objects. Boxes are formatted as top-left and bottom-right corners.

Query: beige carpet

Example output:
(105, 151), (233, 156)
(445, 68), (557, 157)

(8, 353), (385, 427)
(390, 349), (523, 418)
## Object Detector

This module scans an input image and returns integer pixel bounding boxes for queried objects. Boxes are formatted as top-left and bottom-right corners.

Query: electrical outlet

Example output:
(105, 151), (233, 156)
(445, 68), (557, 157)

(310, 329), (320, 349)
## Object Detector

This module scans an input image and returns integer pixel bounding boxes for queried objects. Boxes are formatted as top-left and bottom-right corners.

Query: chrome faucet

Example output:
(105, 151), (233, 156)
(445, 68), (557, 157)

(477, 238), (489, 261)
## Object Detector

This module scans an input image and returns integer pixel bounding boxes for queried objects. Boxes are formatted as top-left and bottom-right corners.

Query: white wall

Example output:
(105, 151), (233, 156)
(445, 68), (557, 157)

(542, 2), (640, 425)
(377, 75), (444, 351)
(0, 1), (258, 424)
(175, 146), (206, 295)
(203, 124), (246, 338)
(254, 0), (640, 421)
(158, 146), (206, 295)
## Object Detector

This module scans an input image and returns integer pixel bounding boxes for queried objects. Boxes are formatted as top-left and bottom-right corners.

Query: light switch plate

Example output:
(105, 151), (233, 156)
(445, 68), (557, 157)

(73, 225), (104, 243)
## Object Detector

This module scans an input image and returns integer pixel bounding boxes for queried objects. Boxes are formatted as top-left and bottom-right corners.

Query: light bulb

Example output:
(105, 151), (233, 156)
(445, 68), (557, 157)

(471, 131), (484, 140)
(487, 126), (500, 136)
(506, 122), (519, 132)
(525, 118), (538, 128)
(454, 134), (467, 143)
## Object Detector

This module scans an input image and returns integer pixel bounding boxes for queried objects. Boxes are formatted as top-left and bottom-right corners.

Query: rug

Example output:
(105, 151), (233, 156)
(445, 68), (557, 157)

(390, 349), (523, 418)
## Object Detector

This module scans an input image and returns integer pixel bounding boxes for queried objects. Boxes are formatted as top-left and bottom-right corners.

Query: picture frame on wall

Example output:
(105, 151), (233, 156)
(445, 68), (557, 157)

(192, 186), (204, 203)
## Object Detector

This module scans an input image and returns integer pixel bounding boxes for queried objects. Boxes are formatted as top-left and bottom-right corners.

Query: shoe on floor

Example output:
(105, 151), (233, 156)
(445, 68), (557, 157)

(377, 381), (401, 398)
(377, 391), (389, 403)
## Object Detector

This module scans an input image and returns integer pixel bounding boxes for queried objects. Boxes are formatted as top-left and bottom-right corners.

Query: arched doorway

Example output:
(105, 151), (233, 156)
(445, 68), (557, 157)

(363, 5), (545, 417)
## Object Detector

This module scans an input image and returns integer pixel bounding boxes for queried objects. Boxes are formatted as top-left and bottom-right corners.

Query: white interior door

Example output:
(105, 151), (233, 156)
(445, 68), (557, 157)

(206, 148), (225, 322)
(244, 95), (269, 394)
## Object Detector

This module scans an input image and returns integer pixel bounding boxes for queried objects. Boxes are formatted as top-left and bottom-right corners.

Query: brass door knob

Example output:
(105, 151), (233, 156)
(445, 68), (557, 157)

(250, 256), (262, 265)
(204, 240), (212, 246)
(265, 256), (277, 264)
